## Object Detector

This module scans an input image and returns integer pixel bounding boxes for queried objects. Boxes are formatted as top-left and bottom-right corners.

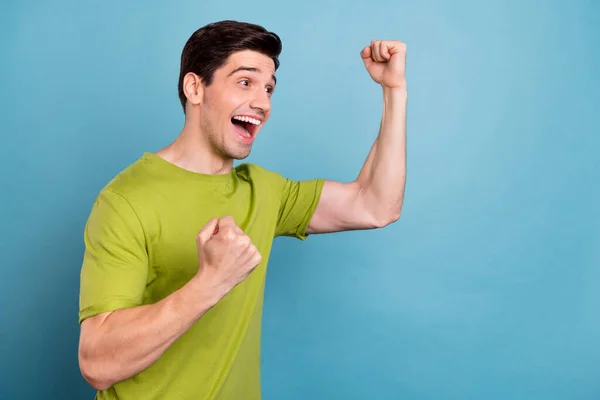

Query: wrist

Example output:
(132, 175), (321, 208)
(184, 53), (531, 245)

(188, 271), (227, 306)
(381, 84), (407, 121)
(164, 272), (226, 322)
(382, 84), (407, 102)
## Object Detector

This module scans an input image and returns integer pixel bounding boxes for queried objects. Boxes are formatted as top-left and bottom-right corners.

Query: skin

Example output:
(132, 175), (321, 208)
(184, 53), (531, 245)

(155, 49), (276, 174)
(78, 40), (408, 391)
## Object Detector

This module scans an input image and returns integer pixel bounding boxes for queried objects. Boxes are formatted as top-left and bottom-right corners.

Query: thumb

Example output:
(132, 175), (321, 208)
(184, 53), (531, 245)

(360, 45), (372, 60)
(360, 45), (374, 68)
(197, 218), (219, 245)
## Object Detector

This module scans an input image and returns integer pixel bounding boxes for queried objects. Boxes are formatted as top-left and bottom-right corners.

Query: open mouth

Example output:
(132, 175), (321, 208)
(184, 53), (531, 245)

(231, 115), (261, 140)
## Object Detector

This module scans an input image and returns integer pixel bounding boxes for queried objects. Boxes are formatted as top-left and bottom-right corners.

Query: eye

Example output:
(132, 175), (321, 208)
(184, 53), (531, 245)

(266, 86), (274, 95)
(239, 79), (250, 87)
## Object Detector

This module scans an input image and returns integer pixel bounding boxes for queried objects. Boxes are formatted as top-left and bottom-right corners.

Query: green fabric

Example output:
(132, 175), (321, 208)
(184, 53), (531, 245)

(79, 152), (324, 400)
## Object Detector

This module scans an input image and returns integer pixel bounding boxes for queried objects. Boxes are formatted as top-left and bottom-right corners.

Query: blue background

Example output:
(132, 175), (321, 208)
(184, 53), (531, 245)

(1, 0), (599, 399)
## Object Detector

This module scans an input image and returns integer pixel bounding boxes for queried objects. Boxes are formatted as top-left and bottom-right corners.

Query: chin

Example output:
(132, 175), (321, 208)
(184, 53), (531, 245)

(232, 152), (251, 161)
(226, 146), (252, 161)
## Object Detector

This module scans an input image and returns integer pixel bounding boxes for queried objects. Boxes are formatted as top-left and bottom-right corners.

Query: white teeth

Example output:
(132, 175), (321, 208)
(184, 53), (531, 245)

(232, 115), (261, 126)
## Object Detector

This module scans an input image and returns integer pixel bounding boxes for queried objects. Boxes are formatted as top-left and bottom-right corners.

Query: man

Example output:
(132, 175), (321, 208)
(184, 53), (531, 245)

(78, 20), (406, 400)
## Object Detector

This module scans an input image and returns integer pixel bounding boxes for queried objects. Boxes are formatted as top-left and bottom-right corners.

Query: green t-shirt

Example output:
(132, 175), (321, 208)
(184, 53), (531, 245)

(79, 152), (325, 400)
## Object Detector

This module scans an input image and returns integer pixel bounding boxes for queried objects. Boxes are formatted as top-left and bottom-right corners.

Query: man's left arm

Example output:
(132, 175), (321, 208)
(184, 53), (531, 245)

(307, 40), (407, 234)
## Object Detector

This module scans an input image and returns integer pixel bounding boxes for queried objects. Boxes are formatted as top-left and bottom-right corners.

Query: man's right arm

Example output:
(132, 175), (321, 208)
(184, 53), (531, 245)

(78, 200), (262, 391)
(78, 272), (224, 391)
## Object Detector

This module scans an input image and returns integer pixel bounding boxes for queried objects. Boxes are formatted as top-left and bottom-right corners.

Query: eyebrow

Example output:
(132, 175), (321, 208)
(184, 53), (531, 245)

(228, 66), (277, 86)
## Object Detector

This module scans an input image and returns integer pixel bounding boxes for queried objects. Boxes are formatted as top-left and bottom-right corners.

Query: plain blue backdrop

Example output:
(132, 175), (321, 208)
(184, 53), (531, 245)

(1, 0), (599, 399)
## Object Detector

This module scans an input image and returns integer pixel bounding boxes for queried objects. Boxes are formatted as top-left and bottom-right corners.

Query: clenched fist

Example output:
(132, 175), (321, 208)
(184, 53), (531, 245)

(361, 40), (407, 89)
(195, 216), (262, 294)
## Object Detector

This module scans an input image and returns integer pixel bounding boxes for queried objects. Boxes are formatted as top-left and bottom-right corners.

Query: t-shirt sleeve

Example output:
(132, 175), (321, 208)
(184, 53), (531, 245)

(78, 189), (149, 323)
(274, 176), (325, 240)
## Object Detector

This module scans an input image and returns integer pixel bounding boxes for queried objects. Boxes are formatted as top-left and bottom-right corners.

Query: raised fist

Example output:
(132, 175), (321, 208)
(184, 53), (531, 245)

(361, 40), (407, 89)
(195, 216), (262, 293)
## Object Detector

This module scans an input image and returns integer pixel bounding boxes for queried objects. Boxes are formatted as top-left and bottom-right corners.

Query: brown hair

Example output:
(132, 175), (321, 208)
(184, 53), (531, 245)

(177, 20), (282, 113)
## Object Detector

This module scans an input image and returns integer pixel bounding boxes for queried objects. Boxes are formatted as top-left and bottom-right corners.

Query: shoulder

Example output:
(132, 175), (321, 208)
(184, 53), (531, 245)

(82, 156), (156, 230)
(234, 163), (325, 206)
(84, 156), (156, 236)
(99, 154), (156, 203)
(234, 162), (286, 188)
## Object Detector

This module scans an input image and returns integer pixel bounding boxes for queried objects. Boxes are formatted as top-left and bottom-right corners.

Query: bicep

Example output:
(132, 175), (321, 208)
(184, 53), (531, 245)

(79, 190), (149, 323)
(274, 177), (325, 239)
(306, 180), (380, 234)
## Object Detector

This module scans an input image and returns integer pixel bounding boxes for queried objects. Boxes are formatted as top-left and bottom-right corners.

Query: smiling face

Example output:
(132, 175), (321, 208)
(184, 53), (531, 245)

(192, 50), (277, 161)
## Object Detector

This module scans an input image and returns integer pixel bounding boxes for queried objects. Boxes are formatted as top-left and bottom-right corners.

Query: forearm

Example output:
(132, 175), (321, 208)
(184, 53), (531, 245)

(356, 85), (407, 223)
(79, 275), (223, 390)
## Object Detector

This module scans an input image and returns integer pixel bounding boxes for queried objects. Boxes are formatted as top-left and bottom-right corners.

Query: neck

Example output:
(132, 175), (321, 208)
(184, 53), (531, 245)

(156, 117), (233, 175)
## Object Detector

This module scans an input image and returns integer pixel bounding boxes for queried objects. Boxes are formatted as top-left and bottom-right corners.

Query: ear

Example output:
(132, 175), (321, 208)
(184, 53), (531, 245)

(182, 72), (204, 107)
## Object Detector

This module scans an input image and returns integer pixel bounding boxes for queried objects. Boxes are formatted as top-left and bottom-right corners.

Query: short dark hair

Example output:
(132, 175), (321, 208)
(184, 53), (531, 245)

(177, 20), (282, 113)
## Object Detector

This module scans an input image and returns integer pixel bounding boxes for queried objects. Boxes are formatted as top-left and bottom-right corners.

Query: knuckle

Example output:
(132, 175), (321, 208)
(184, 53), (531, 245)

(220, 215), (235, 226)
(239, 235), (251, 247)
(221, 226), (236, 240)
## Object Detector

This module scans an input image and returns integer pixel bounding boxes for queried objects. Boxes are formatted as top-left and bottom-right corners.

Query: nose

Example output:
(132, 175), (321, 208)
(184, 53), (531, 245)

(249, 89), (271, 115)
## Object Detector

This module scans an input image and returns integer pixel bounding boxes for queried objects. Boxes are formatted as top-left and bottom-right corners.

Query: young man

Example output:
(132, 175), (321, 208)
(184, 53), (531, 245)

(78, 20), (407, 400)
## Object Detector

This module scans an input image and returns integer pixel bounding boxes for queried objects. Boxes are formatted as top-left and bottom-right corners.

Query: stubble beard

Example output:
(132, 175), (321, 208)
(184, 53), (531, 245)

(202, 117), (252, 161)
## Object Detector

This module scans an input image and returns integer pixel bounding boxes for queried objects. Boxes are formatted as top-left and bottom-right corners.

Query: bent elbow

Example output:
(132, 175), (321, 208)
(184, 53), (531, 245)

(79, 349), (114, 391)
(389, 209), (401, 224)
(373, 209), (401, 228)
(86, 377), (112, 392)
